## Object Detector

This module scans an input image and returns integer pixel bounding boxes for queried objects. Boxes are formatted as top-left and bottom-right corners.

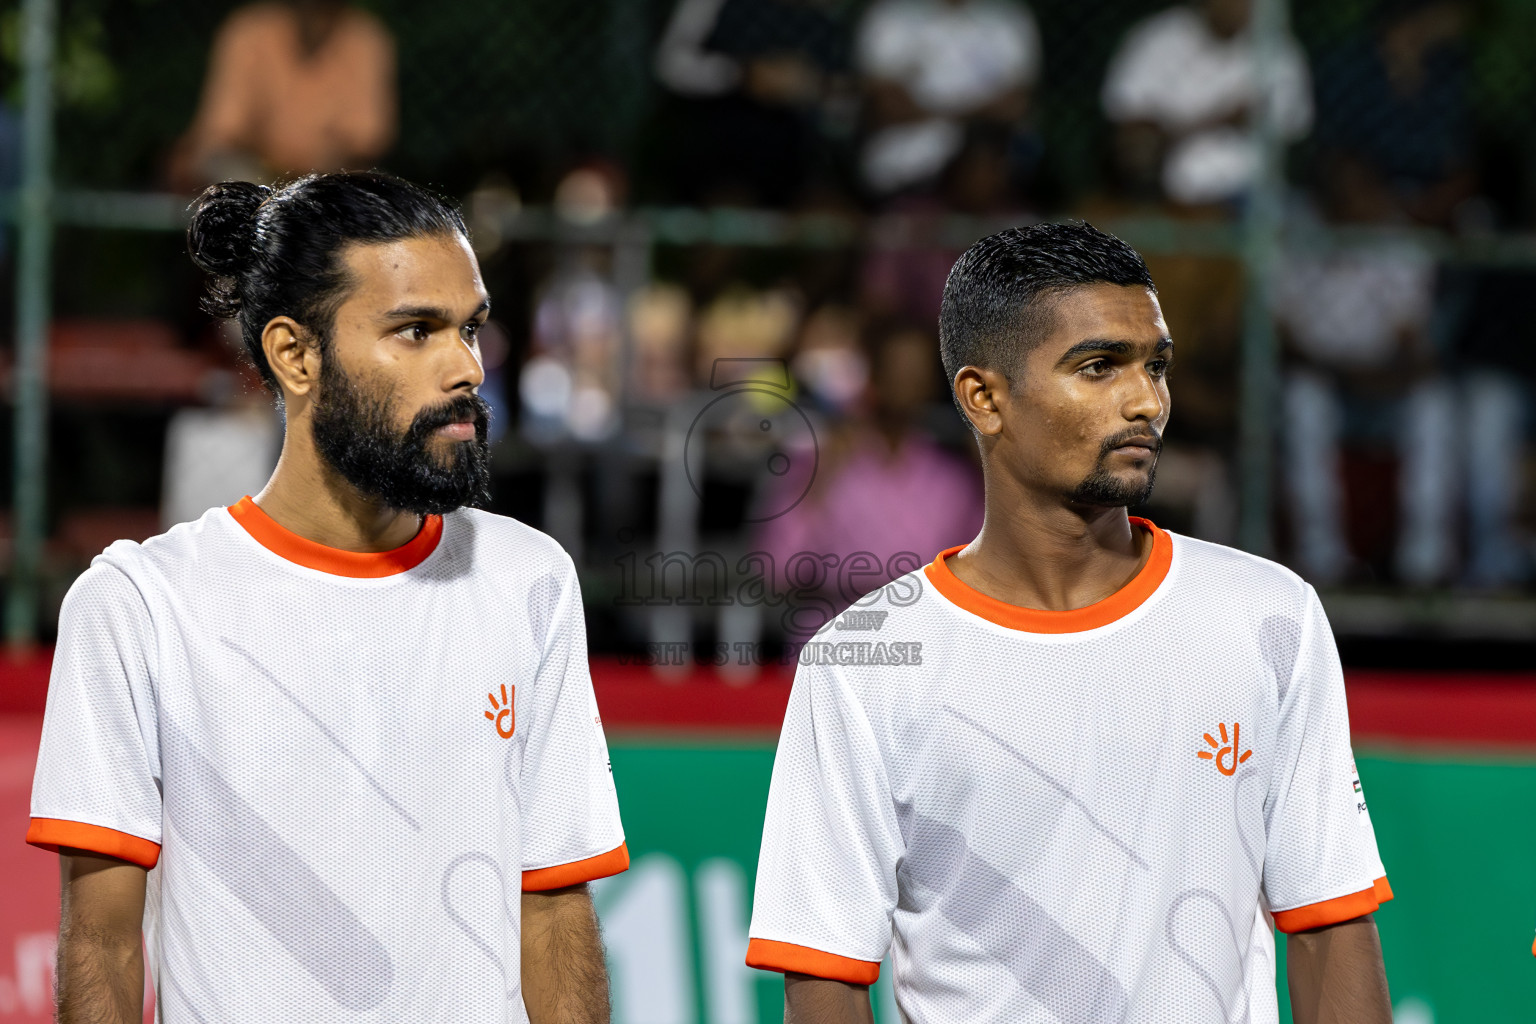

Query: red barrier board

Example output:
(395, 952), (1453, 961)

(1, 715), (63, 1021)
(6, 647), (1536, 740)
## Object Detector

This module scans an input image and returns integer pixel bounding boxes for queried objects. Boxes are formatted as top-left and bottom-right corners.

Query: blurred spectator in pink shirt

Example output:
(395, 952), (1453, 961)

(760, 317), (982, 632)
(172, 0), (395, 188)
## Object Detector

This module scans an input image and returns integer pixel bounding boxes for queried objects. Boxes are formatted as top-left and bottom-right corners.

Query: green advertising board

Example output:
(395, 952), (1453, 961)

(597, 741), (1536, 1024)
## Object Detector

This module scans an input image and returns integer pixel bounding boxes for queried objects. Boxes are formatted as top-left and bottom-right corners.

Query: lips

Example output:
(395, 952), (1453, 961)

(436, 421), (477, 441)
(411, 394), (491, 444)
(1103, 432), (1162, 458)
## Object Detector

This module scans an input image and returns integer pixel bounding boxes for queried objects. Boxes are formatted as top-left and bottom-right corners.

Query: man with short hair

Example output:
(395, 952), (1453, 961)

(29, 172), (624, 1022)
(746, 222), (1392, 1022)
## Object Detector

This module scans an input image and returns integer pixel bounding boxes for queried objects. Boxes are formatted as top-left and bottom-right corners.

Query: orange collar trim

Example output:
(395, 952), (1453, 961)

(228, 496), (442, 578)
(923, 517), (1172, 634)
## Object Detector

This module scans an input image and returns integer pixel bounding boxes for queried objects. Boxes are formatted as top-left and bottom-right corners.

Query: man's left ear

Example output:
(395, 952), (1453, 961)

(263, 316), (321, 400)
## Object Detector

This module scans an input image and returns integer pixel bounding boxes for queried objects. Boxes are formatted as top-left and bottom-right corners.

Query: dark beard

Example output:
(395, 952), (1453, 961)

(311, 359), (492, 516)
(1065, 429), (1160, 508)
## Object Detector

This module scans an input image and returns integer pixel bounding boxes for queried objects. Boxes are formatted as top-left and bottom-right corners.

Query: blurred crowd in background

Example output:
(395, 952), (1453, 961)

(2, 0), (1535, 654)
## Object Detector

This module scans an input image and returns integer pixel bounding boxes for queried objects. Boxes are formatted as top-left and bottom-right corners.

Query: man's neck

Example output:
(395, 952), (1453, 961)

(251, 435), (423, 553)
(945, 482), (1150, 613)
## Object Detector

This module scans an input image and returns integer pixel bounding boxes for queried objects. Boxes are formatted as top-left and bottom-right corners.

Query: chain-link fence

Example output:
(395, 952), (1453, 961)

(4, 1), (1533, 205)
(5, 0), (1536, 648)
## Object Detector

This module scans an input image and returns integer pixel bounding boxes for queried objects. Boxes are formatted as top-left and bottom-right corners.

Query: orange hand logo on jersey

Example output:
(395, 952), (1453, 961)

(1197, 722), (1251, 776)
(484, 684), (516, 739)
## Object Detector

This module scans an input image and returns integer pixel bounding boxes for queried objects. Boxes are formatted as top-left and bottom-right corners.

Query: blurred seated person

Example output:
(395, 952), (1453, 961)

(759, 315), (983, 636)
(855, 0), (1040, 197)
(654, 0), (853, 206)
(1313, 0), (1474, 228)
(1101, 0), (1311, 207)
(172, 0), (395, 188)
(1273, 154), (1451, 587)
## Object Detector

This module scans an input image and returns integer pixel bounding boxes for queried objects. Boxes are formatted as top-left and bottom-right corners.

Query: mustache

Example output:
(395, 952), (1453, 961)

(408, 393), (492, 440)
(1097, 427), (1162, 458)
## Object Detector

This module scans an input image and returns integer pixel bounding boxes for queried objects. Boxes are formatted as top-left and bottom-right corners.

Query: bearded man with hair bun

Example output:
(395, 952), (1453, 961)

(28, 171), (626, 1023)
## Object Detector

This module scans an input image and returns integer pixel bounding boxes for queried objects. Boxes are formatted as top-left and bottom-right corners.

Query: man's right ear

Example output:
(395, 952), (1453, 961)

(953, 365), (1008, 438)
(262, 317), (320, 399)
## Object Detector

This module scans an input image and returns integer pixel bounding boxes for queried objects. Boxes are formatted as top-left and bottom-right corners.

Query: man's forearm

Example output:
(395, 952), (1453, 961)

(784, 974), (874, 1024)
(57, 929), (143, 1024)
(56, 850), (148, 1024)
(1287, 914), (1391, 1024)
(521, 884), (610, 1023)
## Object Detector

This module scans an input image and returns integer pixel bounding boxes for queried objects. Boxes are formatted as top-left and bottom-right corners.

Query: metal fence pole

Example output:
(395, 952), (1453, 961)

(6, 0), (58, 648)
(1236, 0), (1288, 557)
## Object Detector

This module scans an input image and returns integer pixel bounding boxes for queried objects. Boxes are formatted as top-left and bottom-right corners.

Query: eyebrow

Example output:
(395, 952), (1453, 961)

(379, 297), (491, 323)
(1054, 336), (1173, 366)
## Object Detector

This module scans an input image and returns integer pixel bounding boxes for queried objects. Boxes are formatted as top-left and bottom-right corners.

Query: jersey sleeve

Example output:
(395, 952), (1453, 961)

(746, 660), (902, 984)
(518, 559), (627, 890)
(1263, 585), (1391, 933)
(27, 562), (163, 868)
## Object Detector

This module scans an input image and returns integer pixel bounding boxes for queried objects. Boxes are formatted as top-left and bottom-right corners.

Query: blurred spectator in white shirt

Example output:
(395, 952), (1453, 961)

(855, 0), (1041, 196)
(1273, 155), (1451, 586)
(1101, 0), (1311, 206)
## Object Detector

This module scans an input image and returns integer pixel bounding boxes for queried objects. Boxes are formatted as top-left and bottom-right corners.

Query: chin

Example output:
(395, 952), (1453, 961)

(1068, 467), (1158, 508)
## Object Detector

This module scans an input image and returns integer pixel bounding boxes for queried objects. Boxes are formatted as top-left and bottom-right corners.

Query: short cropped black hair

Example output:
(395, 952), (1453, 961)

(938, 221), (1155, 392)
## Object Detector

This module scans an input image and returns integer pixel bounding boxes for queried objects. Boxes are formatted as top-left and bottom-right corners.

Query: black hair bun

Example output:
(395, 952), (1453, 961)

(187, 181), (270, 277)
(187, 181), (270, 317)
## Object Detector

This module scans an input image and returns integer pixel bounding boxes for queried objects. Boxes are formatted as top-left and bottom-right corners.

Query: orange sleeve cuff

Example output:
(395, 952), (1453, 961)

(746, 937), (880, 984)
(1273, 876), (1391, 934)
(522, 842), (629, 891)
(26, 818), (160, 869)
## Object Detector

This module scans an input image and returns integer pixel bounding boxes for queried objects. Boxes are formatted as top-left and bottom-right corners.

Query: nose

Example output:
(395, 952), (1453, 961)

(1123, 364), (1166, 424)
(443, 330), (485, 393)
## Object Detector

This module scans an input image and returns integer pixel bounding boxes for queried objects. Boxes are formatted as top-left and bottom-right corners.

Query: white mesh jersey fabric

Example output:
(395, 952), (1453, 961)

(30, 506), (625, 1022)
(749, 529), (1387, 1024)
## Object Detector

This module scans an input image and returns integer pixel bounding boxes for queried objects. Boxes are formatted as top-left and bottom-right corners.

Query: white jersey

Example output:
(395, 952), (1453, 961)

(29, 498), (626, 1023)
(748, 520), (1389, 1023)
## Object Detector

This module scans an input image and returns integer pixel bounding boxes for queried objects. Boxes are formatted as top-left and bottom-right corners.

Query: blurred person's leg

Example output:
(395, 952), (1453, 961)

(1284, 370), (1349, 585)
(1462, 370), (1528, 587)
(1395, 378), (1457, 587)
